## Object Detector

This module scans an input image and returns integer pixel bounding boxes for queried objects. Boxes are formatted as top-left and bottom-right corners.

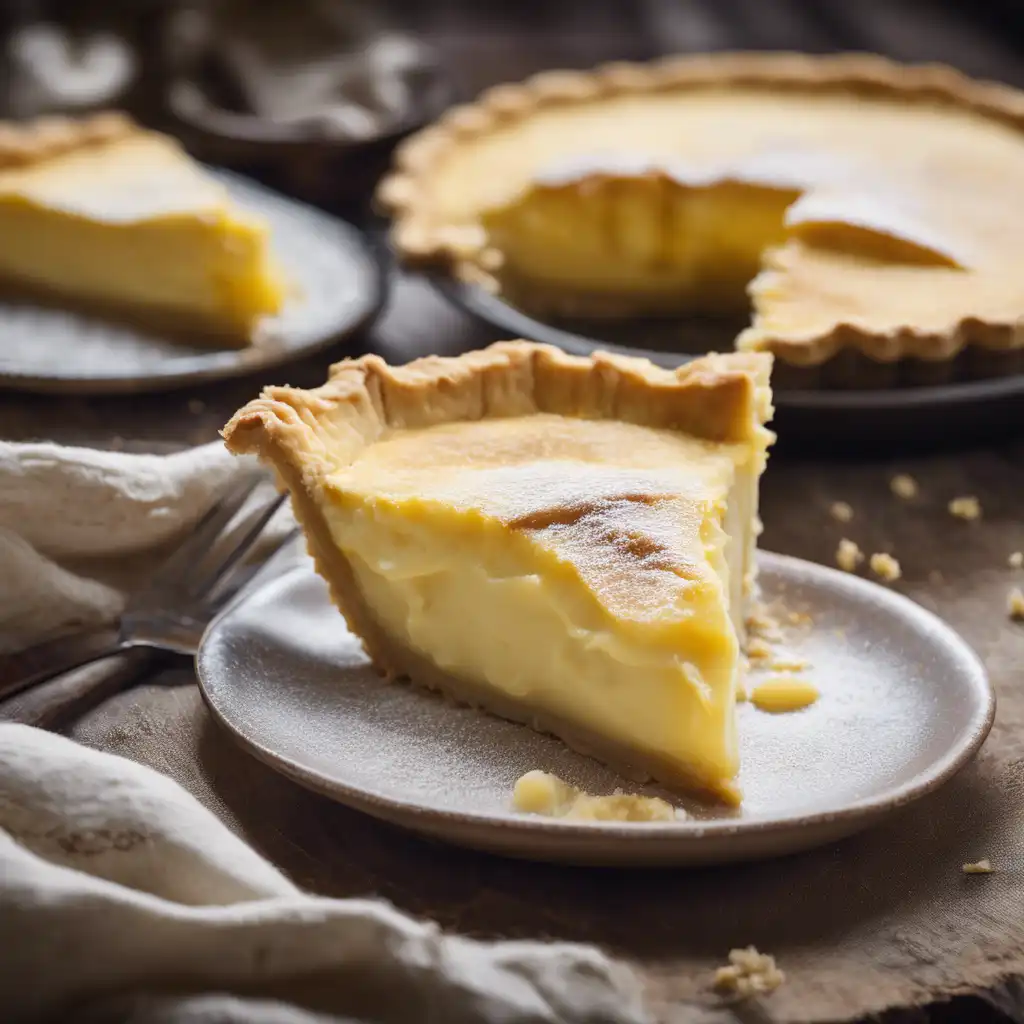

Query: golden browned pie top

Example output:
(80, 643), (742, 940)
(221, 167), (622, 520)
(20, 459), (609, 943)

(222, 341), (773, 630)
(326, 415), (741, 624)
(377, 53), (1024, 366)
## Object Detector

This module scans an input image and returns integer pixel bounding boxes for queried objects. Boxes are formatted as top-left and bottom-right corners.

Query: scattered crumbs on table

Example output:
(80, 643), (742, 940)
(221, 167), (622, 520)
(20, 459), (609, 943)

(188, 398), (206, 415)
(1009, 588), (1024, 622)
(962, 859), (993, 874)
(1010, 551), (1023, 569)
(829, 500), (854, 523)
(949, 495), (982, 521)
(714, 946), (785, 998)
(836, 538), (864, 573)
(890, 473), (919, 499)
(870, 552), (902, 582)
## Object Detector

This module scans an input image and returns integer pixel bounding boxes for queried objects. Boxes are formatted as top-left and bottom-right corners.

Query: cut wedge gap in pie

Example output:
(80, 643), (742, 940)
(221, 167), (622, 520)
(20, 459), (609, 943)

(380, 53), (1024, 388)
(223, 341), (774, 804)
(0, 112), (286, 345)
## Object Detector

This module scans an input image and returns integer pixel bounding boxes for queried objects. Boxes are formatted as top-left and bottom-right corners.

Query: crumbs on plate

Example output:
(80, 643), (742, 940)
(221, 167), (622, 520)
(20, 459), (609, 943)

(512, 770), (682, 822)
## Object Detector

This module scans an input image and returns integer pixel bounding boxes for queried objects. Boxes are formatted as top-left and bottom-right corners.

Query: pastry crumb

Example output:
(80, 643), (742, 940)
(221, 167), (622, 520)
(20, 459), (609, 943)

(962, 859), (993, 874)
(928, 569), (944, 586)
(746, 637), (773, 661)
(829, 501), (854, 523)
(1010, 552), (1023, 569)
(786, 610), (813, 627)
(714, 946), (785, 998)
(187, 398), (206, 415)
(870, 552), (902, 582)
(949, 495), (982, 521)
(1009, 588), (1024, 621)
(512, 770), (682, 822)
(836, 538), (864, 573)
(746, 608), (782, 643)
(890, 474), (919, 499)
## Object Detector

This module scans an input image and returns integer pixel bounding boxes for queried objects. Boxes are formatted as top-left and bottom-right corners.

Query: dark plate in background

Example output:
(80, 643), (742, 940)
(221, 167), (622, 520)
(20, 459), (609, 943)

(433, 276), (1024, 452)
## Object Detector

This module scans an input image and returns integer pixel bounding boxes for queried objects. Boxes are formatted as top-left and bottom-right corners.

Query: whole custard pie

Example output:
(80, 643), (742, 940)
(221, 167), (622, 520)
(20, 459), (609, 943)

(377, 53), (1024, 388)
(224, 341), (774, 803)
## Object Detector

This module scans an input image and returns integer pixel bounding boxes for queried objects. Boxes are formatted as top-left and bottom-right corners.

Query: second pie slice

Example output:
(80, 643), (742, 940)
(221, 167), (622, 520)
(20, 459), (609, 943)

(223, 342), (774, 803)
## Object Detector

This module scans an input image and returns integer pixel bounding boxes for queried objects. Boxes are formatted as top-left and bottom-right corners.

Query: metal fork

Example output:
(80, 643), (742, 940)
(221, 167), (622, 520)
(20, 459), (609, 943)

(0, 470), (294, 702)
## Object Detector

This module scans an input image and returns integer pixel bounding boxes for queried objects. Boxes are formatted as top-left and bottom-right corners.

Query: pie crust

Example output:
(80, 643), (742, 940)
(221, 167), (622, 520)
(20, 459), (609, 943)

(377, 52), (1024, 387)
(223, 340), (773, 800)
(0, 111), (136, 169)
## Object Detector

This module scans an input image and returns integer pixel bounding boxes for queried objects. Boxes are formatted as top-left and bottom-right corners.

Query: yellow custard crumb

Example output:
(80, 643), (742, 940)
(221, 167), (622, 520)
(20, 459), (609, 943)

(962, 859), (994, 874)
(750, 677), (819, 713)
(714, 946), (785, 998)
(786, 610), (813, 627)
(949, 495), (982, 520)
(836, 538), (864, 572)
(512, 770), (681, 822)
(1010, 552), (1023, 569)
(829, 501), (854, 523)
(870, 552), (902, 582)
(1008, 588), (1024, 621)
(890, 473), (919, 499)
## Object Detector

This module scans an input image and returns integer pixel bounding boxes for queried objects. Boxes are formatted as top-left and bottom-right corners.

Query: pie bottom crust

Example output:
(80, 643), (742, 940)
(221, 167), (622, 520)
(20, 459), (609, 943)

(262, 449), (742, 808)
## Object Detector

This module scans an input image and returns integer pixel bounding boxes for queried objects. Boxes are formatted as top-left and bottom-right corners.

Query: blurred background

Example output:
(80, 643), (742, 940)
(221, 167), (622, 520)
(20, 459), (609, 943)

(4, 0), (1024, 219)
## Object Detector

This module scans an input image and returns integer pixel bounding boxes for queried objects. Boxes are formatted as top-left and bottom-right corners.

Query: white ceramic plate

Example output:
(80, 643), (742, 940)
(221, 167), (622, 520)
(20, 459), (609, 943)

(196, 552), (994, 867)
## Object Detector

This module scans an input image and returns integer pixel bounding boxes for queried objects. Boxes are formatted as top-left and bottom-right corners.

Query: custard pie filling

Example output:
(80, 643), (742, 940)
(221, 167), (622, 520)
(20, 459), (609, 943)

(320, 415), (758, 791)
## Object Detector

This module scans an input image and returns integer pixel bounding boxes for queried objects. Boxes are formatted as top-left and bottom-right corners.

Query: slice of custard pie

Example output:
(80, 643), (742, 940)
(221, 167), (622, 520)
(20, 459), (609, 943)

(0, 112), (285, 344)
(223, 342), (774, 803)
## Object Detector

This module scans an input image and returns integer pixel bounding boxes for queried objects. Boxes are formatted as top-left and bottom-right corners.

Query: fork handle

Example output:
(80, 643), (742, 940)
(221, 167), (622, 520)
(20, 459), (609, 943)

(0, 627), (125, 701)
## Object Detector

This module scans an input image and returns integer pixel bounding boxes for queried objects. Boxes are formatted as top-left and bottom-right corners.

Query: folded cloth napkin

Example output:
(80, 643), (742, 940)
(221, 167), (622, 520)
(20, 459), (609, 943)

(0, 440), (254, 654)
(0, 723), (646, 1023)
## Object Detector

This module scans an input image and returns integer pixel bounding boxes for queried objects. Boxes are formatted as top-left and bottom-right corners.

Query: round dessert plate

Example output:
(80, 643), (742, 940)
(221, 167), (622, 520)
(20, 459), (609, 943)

(197, 553), (993, 867)
(432, 277), (1024, 448)
(0, 171), (385, 395)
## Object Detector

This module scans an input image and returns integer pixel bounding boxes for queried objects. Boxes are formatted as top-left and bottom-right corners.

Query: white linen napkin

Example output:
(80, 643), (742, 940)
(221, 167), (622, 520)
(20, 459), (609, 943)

(0, 723), (647, 1024)
(0, 440), (253, 653)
